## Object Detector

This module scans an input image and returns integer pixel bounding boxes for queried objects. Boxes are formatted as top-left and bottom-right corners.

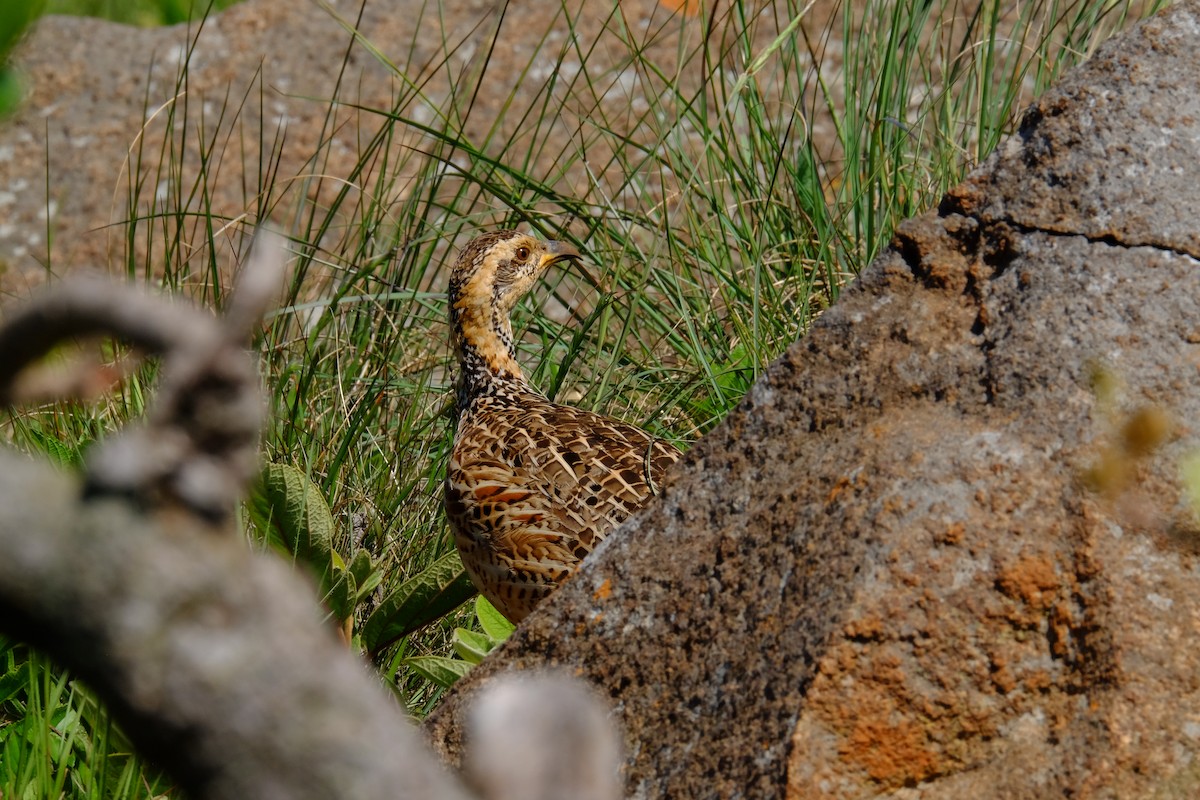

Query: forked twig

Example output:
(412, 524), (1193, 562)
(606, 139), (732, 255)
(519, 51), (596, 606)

(0, 231), (287, 521)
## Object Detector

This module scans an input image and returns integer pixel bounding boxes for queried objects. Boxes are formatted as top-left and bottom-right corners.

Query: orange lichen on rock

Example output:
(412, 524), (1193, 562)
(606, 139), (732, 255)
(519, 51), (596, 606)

(995, 553), (1060, 611)
(936, 521), (966, 545)
(841, 713), (940, 785)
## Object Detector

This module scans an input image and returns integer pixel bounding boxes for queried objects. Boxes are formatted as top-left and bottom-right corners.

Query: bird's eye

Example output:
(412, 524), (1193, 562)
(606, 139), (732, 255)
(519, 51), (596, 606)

(515, 246), (531, 262)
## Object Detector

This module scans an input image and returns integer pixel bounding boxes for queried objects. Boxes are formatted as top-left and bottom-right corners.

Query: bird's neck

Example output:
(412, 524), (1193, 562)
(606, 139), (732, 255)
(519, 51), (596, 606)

(451, 303), (533, 407)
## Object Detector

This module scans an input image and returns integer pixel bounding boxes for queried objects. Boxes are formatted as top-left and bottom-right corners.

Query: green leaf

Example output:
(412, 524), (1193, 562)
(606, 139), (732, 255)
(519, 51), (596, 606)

(348, 549), (372, 584)
(0, 658), (29, 707)
(348, 550), (381, 602)
(451, 628), (494, 665)
(322, 568), (355, 625)
(22, 427), (83, 470)
(475, 595), (516, 642)
(403, 656), (473, 689)
(362, 551), (477, 655)
(0, 68), (23, 119)
(247, 462), (335, 571)
(0, 1), (45, 57)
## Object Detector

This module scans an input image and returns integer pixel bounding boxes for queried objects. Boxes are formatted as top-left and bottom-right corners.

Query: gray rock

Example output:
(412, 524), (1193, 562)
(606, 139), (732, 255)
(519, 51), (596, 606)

(424, 2), (1200, 797)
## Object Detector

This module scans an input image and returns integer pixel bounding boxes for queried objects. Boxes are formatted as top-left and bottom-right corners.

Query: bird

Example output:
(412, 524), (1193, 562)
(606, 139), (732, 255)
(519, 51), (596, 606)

(444, 230), (681, 624)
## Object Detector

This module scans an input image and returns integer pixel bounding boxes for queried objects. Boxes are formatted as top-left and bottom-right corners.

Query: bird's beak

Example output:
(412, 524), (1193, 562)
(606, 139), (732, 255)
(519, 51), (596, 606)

(541, 240), (601, 289)
(542, 239), (581, 266)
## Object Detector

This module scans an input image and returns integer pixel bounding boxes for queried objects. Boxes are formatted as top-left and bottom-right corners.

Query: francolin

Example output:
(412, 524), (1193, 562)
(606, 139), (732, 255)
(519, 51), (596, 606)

(444, 230), (680, 623)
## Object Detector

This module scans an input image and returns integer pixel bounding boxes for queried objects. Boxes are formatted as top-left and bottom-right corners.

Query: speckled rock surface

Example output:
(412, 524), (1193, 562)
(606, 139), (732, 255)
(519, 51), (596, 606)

(424, 3), (1200, 798)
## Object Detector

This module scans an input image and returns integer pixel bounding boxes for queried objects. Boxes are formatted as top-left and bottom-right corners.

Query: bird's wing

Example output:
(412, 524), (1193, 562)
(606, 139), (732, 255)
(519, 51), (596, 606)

(447, 397), (680, 566)
(519, 403), (678, 536)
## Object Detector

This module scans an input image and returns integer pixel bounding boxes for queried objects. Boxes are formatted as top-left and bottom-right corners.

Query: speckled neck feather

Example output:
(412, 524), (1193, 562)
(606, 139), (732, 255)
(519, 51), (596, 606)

(450, 295), (529, 403)
(448, 230), (537, 409)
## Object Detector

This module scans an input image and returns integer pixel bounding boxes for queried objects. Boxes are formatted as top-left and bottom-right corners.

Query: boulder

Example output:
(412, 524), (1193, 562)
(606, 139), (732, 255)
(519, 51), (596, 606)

(424, 3), (1200, 797)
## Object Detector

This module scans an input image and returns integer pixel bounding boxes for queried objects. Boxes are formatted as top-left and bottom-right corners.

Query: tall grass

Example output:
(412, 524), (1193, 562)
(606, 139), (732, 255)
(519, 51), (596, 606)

(0, 641), (174, 798)
(0, 0), (1167, 795)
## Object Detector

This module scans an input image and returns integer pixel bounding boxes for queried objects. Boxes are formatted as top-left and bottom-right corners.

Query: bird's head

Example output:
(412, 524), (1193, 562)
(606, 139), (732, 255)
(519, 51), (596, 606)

(448, 230), (582, 394)
(448, 230), (581, 318)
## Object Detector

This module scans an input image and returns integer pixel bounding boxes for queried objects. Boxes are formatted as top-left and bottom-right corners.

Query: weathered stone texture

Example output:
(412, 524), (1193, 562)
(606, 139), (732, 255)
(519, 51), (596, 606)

(425, 3), (1200, 798)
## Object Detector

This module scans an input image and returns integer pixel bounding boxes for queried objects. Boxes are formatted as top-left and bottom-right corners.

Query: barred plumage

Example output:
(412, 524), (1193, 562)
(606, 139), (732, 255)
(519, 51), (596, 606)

(444, 230), (680, 623)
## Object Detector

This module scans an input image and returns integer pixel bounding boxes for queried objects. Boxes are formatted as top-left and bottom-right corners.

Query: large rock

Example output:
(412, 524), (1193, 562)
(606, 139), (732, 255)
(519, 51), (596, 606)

(424, 3), (1200, 797)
